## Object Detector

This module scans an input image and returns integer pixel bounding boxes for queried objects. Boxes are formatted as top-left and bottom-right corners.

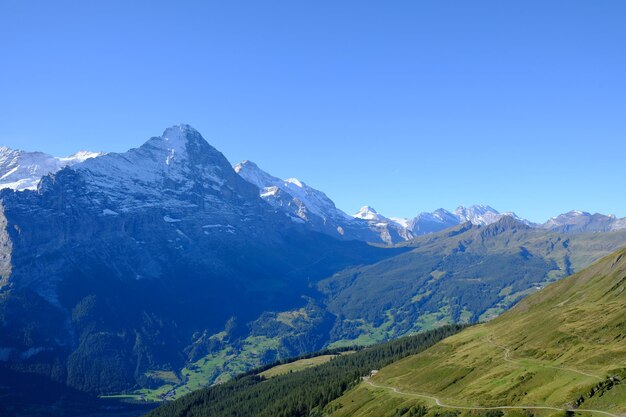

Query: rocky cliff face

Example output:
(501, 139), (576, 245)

(0, 125), (394, 393)
(1, 126), (287, 301)
(0, 202), (12, 285)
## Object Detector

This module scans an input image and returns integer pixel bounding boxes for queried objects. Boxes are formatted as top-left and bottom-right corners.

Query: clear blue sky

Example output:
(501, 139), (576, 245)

(1, 1), (625, 222)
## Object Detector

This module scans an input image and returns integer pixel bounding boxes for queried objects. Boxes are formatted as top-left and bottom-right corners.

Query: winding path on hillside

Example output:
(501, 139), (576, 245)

(364, 379), (621, 417)
(487, 334), (603, 381)
(361, 334), (620, 417)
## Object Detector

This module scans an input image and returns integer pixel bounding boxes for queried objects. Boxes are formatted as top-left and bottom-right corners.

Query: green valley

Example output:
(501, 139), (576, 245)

(146, 247), (626, 417)
(137, 218), (626, 400)
(327, 247), (626, 417)
(321, 218), (626, 345)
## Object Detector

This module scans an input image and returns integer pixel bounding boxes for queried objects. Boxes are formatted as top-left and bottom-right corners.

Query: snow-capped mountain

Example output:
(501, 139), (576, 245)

(351, 205), (414, 243)
(68, 125), (261, 214)
(401, 205), (532, 236)
(542, 210), (626, 233)
(0, 146), (101, 191)
(454, 205), (533, 227)
(234, 160), (538, 243)
(353, 206), (388, 222)
(455, 205), (502, 225)
(0, 125), (391, 394)
(1, 125), (293, 300)
(3, 135), (623, 244)
(406, 208), (460, 235)
(234, 160), (352, 225)
(235, 161), (411, 244)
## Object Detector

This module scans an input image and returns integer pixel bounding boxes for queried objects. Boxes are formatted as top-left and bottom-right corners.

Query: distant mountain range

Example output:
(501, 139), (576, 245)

(236, 160), (626, 242)
(2, 145), (625, 244)
(234, 160), (412, 244)
(1, 125), (625, 411)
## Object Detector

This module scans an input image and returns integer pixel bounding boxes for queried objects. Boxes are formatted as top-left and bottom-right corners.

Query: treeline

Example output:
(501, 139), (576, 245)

(236, 345), (362, 379)
(147, 324), (466, 417)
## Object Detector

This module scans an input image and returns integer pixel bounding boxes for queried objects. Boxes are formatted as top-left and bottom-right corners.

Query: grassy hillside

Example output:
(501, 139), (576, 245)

(327, 248), (626, 417)
(136, 220), (626, 400)
(260, 354), (346, 378)
(321, 218), (626, 346)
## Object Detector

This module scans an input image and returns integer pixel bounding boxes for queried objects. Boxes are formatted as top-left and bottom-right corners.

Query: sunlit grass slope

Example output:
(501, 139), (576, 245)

(259, 354), (338, 378)
(330, 248), (626, 417)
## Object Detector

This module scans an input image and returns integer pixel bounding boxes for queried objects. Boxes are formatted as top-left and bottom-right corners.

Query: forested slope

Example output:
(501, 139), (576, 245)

(146, 325), (466, 417)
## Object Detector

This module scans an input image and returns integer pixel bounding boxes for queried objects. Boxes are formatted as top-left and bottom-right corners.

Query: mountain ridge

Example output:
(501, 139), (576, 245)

(231, 160), (626, 239)
(0, 146), (101, 191)
(1, 125), (626, 413)
(2, 136), (625, 240)
(0, 125), (404, 395)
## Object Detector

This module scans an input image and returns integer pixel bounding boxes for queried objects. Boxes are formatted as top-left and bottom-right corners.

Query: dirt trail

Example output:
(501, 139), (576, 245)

(364, 379), (621, 417)
(360, 334), (619, 416)
(488, 334), (603, 380)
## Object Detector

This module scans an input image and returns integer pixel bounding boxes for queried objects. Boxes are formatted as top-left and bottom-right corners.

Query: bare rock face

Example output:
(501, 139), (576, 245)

(0, 202), (12, 286)
(1, 126), (286, 301)
(0, 125), (391, 393)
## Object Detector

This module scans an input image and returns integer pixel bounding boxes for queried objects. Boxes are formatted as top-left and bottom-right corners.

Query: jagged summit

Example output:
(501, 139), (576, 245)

(138, 124), (222, 166)
(38, 125), (260, 212)
(455, 204), (500, 225)
(353, 206), (382, 221)
(454, 204), (532, 227)
(234, 159), (548, 243)
(3, 126), (625, 242)
(162, 124), (199, 142)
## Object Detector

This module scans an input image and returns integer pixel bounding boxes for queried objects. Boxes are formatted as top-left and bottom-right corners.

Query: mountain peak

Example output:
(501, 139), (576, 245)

(61, 126), (258, 211)
(493, 214), (530, 229)
(479, 215), (531, 238)
(162, 124), (201, 142)
(354, 206), (383, 221)
(234, 160), (259, 172)
(455, 204), (501, 225)
(139, 124), (214, 164)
